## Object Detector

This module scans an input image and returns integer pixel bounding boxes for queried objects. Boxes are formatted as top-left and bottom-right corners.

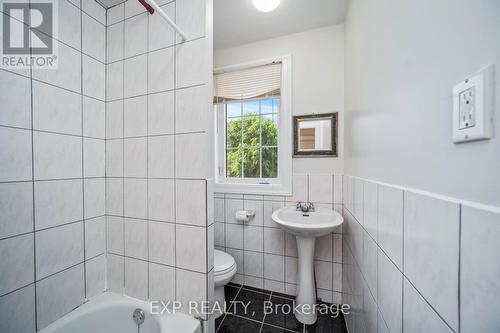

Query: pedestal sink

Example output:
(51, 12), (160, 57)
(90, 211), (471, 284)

(272, 206), (343, 324)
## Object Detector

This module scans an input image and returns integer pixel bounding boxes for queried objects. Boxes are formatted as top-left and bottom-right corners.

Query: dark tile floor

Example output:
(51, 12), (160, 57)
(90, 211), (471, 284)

(215, 283), (347, 333)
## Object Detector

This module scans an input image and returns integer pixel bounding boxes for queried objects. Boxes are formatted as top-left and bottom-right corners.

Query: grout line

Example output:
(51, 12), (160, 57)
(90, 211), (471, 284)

(28, 0), (37, 328)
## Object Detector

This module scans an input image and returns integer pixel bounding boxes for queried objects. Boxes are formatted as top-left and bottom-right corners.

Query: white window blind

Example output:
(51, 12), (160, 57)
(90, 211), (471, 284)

(214, 62), (282, 102)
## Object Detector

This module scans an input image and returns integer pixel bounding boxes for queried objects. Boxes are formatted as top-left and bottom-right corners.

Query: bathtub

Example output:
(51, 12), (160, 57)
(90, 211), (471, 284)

(39, 292), (202, 333)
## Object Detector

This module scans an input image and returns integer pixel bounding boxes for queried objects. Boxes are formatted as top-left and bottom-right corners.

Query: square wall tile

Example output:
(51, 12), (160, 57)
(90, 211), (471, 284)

(106, 216), (124, 254)
(148, 179), (175, 222)
(148, 91), (174, 136)
(264, 200), (285, 228)
(403, 279), (452, 333)
(124, 178), (147, 219)
(0, 182), (33, 239)
(148, 2), (175, 51)
(106, 100), (124, 139)
(149, 221), (175, 266)
(333, 174), (343, 204)
(284, 257), (297, 284)
(175, 132), (209, 178)
(176, 268), (207, 313)
(244, 226), (263, 252)
(106, 139), (123, 177)
(82, 13), (105, 62)
(225, 223), (243, 249)
(124, 54), (147, 97)
(214, 222), (224, 247)
(148, 135), (174, 178)
(0, 127), (32, 182)
(124, 218), (147, 260)
(264, 227), (284, 255)
(404, 191), (459, 331)
(244, 251), (263, 277)
(263, 253), (284, 281)
(176, 224), (207, 272)
(106, 178), (123, 216)
(52, 0), (81, 50)
(0, 70), (31, 128)
(106, 61), (123, 101)
(315, 260), (333, 290)
(85, 254), (105, 299)
(148, 46), (174, 94)
(124, 257), (148, 300)
(124, 13), (147, 58)
(35, 222), (84, 279)
(0, 284), (35, 333)
(315, 233), (333, 261)
(85, 216), (105, 258)
(34, 179), (83, 230)
(107, 4), (124, 25)
(176, 0), (205, 40)
(83, 97), (105, 139)
(84, 178), (105, 219)
(461, 205), (500, 333)
(83, 138), (105, 177)
(33, 131), (82, 180)
(176, 179), (206, 226)
(378, 248), (403, 333)
(33, 81), (81, 135)
(124, 137), (147, 177)
(214, 198), (224, 222)
(149, 263), (175, 301)
(36, 264), (84, 330)
(176, 38), (207, 88)
(124, 95), (147, 137)
(175, 85), (208, 133)
(362, 231), (378, 300)
(107, 22), (124, 63)
(107, 254), (124, 293)
(0, 234), (34, 295)
(83, 55), (105, 100)
(377, 184), (403, 269)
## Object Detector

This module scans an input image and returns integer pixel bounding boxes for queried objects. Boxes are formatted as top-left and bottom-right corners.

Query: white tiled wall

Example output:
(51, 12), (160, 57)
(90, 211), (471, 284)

(0, 1), (106, 331)
(104, 0), (213, 323)
(342, 175), (500, 333)
(214, 173), (344, 303)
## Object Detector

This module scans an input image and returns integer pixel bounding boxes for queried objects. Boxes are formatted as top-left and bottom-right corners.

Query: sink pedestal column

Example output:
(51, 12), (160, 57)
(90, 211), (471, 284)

(294, 236), (317, 324)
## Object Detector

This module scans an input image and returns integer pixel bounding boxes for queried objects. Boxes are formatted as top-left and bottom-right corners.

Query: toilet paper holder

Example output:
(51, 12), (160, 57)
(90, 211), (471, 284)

(235, 210), (256, 222)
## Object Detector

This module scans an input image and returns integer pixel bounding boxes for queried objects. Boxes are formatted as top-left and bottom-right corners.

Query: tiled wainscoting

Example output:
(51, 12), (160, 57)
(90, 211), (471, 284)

(0, 1), (106, 332)
(104, 0), (214, 323)
(341, 175), (500, 333)
(214, 173), (344, 304)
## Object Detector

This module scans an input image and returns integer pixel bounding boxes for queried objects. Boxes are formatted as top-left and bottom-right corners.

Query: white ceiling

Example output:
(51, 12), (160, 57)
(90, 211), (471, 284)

(214, 0), (347, 49)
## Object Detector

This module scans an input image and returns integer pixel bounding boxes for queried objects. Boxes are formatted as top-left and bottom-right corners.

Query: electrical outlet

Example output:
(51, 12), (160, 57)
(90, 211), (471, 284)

(458, 87), (476, 129)
(453, 65), (494, 143)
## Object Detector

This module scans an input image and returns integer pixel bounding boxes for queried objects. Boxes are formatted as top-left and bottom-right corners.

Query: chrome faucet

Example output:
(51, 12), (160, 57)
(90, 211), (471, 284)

(296, 201), (315, 213)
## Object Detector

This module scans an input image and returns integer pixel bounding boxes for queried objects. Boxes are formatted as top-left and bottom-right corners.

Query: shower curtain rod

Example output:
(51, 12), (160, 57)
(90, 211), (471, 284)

(138, 0), (188, 41)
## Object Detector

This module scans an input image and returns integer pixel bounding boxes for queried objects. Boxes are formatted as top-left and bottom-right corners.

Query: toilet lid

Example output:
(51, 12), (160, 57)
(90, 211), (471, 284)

(214, 250), (236, 275)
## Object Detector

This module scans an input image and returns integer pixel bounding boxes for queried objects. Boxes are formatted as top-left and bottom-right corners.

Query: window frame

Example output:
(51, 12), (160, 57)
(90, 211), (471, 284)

(214, 55), (292, 195)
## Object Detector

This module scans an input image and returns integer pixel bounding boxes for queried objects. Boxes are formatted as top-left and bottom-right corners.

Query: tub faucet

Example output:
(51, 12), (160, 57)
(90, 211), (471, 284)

(296, 201), (315, 213)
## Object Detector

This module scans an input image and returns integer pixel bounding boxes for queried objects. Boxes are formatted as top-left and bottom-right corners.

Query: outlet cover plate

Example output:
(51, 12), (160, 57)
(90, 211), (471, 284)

(453, 65), (494, 143)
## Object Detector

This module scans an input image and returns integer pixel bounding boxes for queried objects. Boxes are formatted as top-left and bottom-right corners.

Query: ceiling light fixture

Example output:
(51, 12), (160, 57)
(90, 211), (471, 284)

(252, 0), (280, 13)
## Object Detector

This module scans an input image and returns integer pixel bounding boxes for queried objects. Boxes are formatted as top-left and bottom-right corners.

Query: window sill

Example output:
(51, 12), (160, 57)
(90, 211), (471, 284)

(214, 181), (291, 196)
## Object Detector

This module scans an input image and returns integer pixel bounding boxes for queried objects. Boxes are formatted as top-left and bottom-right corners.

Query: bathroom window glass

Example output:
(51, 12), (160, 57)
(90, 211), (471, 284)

(214, 57), (292, 195)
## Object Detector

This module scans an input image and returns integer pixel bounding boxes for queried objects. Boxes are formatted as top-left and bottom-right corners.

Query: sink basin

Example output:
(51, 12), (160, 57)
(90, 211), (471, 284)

(272, 205), (344, 325)
(271, 206), (343, 238)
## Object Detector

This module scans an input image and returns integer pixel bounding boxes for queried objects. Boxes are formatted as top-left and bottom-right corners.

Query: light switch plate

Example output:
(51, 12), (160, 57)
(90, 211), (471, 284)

(453, 65), (494, 143)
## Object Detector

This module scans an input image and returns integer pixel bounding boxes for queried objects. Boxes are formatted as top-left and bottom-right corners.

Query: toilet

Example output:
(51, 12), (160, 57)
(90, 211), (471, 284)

(213, 249), (237, 318)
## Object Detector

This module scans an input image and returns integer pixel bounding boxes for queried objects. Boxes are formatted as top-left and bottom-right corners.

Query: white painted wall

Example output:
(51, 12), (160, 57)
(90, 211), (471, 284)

(215, 25), (345, 174)
(345, 0), (500, 206)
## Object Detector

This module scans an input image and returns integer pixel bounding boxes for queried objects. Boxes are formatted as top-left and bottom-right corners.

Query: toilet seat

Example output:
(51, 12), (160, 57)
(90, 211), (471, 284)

(214, 250), (236, 277)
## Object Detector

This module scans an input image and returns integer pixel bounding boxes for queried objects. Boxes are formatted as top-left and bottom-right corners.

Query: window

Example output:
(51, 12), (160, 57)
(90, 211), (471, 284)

(214, 56), (292, 195)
